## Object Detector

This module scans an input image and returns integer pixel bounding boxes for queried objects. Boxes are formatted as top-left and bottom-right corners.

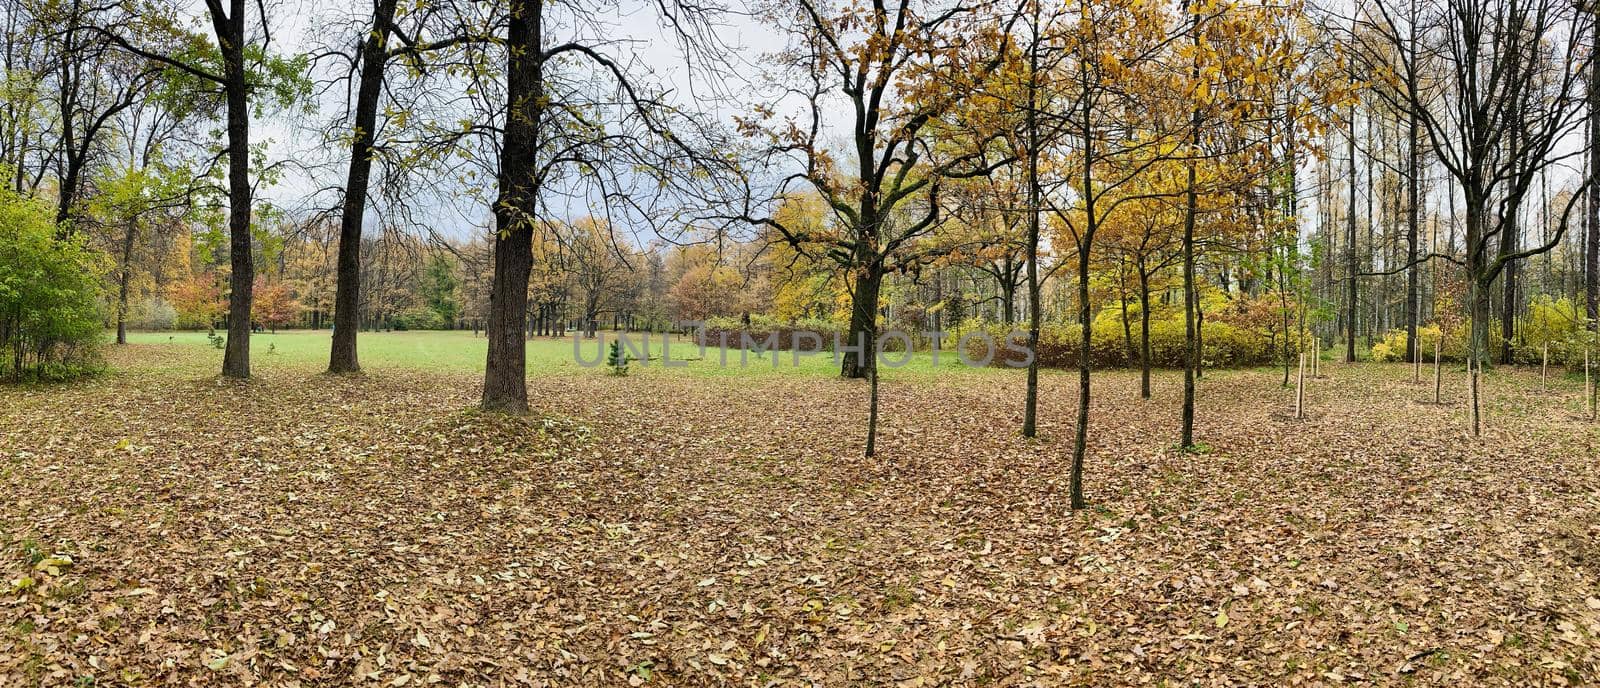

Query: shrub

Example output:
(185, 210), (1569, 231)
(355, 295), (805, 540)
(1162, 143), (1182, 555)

(699, 315), (850, 352)
(391, 306), (446, 331)
(0, 191), (108, 381)
(1371, 325), (1454, 363)
(1371, 306), (1600, 368)
(607, 340), (630, 376)
(965, 314), (1274, 370)
(1507, 296), (1599, 368)
(1370, 330), (1407, 363)
(130, 297), (178, 330)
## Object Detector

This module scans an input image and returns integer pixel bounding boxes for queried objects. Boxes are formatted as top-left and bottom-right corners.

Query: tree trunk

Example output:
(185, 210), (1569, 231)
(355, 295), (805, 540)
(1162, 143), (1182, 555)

(330, 0), (399, 374)
(1001, 277), (1016, 325)
(115, 218), (137, 345)
(1118, 278), (1132, 366)
(865, 351), (880, 457)
(1022, 15), (1042, 438)
(1469, 276), (1492, 370)
(1069, 244), (1091, 510)
(1501, 245), (1518, 364)
(217, 0), (253, 380)
(1180, 72), (1200, 450)
(1588, 11), (1600, 330)
(1138, 260), (1152, 399)
(1195, 288), (1205, 379)
(1405, 44), (1420, 362)
(481, 0), (544, 413)
(841, 259), (882, 379)
(1345, 104), (1358, 364)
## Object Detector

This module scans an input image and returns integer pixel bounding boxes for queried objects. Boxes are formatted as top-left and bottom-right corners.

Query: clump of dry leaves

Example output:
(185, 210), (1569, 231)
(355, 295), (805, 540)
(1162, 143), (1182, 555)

(1, 345), (1597, 686)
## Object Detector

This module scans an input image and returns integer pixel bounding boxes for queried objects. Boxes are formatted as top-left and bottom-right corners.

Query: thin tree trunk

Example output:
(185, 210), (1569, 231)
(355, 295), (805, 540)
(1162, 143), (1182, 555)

(115, 218), (137, 345)
(1022, 9), (1042, 438)
(1070, 243), (1091, 510)
(1405, 19), (1421, 362)
(1195, 288), (1205, 379)
(1588, 11), (1600, 329)
(1468, 356), (1480, 437)
(1345, 103), (1358, 364)
(1138, 259), (1152, 399)
(1069, 67), (1095, 510)
(1295, 352), (1305, 419)
(1180, 13), (1201, 450)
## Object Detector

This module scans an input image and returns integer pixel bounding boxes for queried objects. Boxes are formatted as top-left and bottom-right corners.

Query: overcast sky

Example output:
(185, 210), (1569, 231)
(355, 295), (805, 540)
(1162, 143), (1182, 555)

(228, 0), (1589, 254)
(238, 0), (793, 243)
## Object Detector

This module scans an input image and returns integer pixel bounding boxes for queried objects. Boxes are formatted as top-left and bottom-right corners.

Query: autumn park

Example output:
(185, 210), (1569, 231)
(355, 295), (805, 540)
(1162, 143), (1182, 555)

(5, 0), (1600, 683)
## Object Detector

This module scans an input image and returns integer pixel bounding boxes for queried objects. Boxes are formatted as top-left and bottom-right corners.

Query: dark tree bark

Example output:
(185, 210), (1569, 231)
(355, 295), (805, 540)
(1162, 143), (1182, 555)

(1404, 54), (1420, 360)
(481, 0), (544, 413)
(214, 0), (254, 380)
(1180, 16), (1200, 452)
(841, 251), (883, 379)
(1501, 209), (1520, 363)
(1404, 4), (1421, 361)
(1067, 61), (1097, 511)
(1589, 11), (1599, 330)
(115, 218), (137, 344)
(1345, 104), (1358, 364)
(330, 0), (402, 374)
(1022, 1), (1042, 439)
(1138, 257), (1152, 399)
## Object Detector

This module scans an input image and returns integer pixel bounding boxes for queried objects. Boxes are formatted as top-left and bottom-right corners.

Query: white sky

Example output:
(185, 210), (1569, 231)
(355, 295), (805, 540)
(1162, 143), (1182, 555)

(203, 0), (1592, 254)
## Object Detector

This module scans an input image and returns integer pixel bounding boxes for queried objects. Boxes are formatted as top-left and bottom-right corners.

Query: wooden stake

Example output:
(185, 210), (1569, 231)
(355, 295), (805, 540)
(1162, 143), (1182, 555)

(1542, 343), (1549, 392)
(1413, 334), (1421, 383)
(1296, 353), (1306, 420)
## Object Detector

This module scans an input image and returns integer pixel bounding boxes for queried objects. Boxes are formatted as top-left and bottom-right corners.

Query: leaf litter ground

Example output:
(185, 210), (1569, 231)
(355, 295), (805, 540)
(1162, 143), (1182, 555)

(2, 343), (1599, 686)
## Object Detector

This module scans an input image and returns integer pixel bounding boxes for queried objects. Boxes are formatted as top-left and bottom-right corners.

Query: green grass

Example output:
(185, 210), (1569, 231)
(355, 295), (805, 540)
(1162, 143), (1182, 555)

(121, 329), (1003, 381)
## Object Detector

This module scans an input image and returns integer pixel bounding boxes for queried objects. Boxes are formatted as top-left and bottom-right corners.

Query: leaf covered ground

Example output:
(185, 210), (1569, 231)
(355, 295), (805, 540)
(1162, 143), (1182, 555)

(2, 340), (1599, 686)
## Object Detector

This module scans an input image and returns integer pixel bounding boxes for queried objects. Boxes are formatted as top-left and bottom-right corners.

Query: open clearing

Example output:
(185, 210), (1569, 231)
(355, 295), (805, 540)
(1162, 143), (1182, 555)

(2, 332), (1599, 686)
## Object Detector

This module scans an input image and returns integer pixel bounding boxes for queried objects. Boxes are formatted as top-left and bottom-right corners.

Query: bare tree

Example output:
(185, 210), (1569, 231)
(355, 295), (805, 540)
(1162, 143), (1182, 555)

(1345, 0), (1592, 377)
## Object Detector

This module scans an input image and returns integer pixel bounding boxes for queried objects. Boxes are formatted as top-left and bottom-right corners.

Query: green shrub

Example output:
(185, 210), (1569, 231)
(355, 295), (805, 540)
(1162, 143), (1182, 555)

(391, 306), (446, 331)
(127, 296), (178, 330)
(607, 340), (630, 376)
(0, 190), (107, 381)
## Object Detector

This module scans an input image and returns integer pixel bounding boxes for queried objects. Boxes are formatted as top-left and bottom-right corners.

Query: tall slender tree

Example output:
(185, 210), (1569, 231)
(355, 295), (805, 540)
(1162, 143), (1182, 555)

(92, 0), (307, 379)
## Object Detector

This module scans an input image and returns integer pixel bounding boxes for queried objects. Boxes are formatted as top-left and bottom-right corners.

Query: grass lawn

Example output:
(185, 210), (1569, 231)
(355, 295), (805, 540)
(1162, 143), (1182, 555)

(2, 337), (1599, 684)
(125, 329), (992, 380)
